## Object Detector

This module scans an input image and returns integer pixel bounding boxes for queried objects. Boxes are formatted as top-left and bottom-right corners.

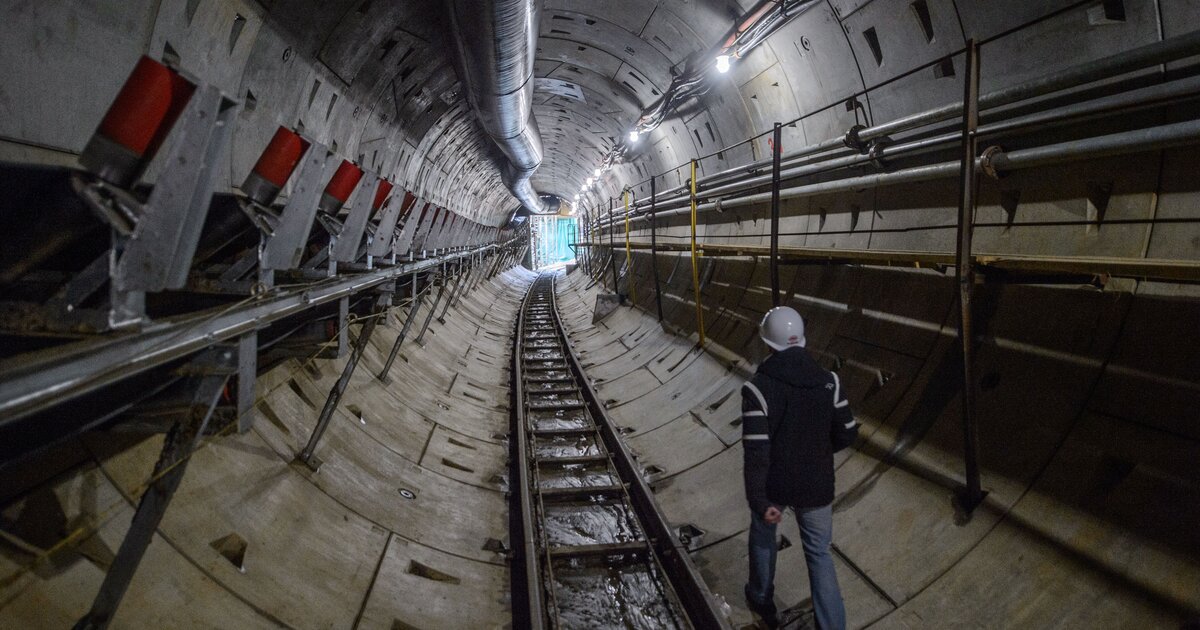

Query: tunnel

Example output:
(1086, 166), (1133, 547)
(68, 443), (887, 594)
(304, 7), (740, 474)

(1, 0), (1198, 628)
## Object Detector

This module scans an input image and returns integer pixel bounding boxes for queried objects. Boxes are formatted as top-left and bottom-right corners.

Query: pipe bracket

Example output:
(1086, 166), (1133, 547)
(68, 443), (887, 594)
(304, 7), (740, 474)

(979, 145), (1005, 179)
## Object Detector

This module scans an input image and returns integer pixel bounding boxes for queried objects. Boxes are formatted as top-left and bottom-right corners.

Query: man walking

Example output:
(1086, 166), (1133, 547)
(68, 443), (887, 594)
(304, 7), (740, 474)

(742, 306), (858, 629)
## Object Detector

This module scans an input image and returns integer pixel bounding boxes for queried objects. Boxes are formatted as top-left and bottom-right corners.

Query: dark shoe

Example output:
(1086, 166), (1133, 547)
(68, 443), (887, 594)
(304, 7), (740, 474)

(744, 586), (779, 629)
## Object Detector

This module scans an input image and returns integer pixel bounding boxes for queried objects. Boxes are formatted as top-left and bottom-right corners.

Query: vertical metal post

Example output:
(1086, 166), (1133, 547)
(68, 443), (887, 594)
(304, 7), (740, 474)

(649, 176), (664, 322)
(299, 290), (392, 469)
(594, 212), (605, 282)
(770, 122), (783, 307)
(954, 41), (984, 516)
(572, 221), (579, 268)
(336, 296), (350, 357)
(235, 332), (257, 433)
(589, 211), (601, 280)
(623, 190), (636, 306)
(608, 198), (620, 300)
(75, 349), (233, 630)
(689, 160), (706, 348)
(577, 211), (585, 274)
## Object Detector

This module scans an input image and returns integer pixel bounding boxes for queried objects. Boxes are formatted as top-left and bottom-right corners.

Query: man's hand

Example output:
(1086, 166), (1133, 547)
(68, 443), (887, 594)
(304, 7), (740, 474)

(763, 505), (783, 524)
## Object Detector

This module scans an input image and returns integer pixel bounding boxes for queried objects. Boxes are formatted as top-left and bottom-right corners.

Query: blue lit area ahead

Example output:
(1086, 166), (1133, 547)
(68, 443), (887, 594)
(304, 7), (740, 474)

(530, 214), (578, 270)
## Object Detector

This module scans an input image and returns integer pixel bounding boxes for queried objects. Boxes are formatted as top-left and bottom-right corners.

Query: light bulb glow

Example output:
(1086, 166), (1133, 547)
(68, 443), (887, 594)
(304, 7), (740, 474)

(715, 54), (731, 73)
(628, 130), (639, 143)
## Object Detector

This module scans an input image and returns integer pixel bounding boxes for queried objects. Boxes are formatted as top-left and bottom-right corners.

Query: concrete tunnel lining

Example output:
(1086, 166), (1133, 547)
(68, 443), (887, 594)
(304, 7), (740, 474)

(553, 263), (1199, 627)
(1, 0), (1199, 627)
(2, 268), (537, 628)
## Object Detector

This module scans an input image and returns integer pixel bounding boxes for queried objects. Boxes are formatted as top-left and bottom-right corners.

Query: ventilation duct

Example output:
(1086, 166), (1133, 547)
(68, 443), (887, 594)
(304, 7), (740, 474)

(448, 0), (560, 216)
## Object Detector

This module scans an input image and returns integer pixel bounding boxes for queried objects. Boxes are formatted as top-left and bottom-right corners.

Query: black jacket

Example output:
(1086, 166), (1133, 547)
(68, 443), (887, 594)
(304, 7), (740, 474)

(742, 347), (858, 513)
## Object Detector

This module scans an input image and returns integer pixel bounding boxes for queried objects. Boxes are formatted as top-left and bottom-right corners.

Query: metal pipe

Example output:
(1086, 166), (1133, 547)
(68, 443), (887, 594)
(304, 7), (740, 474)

(448, 0), (557, 214)
(987, 117), (1200, 169)
(862, 28), (1200, 143)
(628, 73), (1200, 219)
(602, 118), (1200, 229)
(629, 142), (848, 214)
(588, 239), (1200, 282)
(770, 123), (782, 307)
(689, 160), (706, 348)
(954, 41), (984, 516)
(626, 29), (1200, 216)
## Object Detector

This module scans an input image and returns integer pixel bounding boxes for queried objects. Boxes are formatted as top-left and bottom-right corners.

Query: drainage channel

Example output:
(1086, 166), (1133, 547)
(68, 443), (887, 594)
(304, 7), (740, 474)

(510, 274), (730, 630)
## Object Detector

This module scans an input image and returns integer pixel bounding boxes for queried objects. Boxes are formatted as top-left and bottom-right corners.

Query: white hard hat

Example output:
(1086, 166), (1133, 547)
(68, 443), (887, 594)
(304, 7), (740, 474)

(760, 306), (806, 351)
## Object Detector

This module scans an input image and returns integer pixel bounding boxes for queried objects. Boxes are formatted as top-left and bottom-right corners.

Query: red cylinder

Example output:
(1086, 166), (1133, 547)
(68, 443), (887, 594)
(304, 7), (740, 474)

(324, 160), (363, 203)
(97, 57), (175, 156)
(253, 127), (308, 187)
(150, 70), (196, 157)
(372, 179), (395, 210)
(83, 56), (196, 186)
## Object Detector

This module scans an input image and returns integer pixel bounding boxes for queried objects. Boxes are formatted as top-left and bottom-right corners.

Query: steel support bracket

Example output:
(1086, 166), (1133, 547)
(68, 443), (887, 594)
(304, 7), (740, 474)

(73, 346), (233, 630)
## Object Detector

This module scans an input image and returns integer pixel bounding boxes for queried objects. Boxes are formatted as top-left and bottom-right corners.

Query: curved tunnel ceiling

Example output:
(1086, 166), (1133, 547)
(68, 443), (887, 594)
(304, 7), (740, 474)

(1, 0), (1199, 628)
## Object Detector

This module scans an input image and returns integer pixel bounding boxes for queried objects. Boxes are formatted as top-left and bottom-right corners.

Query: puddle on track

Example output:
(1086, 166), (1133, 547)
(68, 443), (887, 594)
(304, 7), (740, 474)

(552, 557), (686, 629)
(531, 408), (590, 430)
(523, 349), (566, 361)
(528, 392), (584, 408)
(543, 501), (641, 547)
(536, 434), (601, 458)
(539, 464), (616, 489)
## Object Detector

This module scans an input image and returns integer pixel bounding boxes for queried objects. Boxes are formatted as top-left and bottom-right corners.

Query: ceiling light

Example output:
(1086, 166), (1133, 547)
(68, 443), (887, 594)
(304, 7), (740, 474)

(628, 130), (639, 143)
(716, 54), (731, 74)
(594, 168), (602, 177)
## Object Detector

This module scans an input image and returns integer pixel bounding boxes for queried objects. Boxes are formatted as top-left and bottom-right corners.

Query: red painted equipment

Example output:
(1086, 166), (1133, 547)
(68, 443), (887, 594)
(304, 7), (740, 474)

(318, 159), (363, 215)
(242, 126), (309, 205)
(372, 179), (395, 211)
(80, 56), (195, 187)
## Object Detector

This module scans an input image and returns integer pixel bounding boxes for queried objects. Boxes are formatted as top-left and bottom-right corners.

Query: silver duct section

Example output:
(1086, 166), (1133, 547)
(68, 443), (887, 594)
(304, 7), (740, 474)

(449, 0), (559, 215)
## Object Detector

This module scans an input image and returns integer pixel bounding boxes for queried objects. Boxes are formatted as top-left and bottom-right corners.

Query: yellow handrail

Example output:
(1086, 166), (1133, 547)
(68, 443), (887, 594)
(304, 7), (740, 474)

(624, 190), (636, 305)
(689, 160), (706, 348)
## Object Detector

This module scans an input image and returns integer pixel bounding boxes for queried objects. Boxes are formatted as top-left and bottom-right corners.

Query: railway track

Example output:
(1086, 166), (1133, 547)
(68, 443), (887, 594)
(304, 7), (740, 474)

(510, 274), (729, 629)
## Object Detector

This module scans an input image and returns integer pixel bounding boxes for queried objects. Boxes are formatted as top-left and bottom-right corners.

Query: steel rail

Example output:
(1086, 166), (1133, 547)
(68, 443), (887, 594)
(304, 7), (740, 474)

(545, 276), (730, 629)
(0, 242), (510, 423)
(509, 280), (546, 630)
(510, 275), (730, 629)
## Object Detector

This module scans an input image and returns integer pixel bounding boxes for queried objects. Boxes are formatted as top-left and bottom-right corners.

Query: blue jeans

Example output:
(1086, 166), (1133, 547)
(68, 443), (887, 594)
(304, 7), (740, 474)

(747, 504), (846, 630)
